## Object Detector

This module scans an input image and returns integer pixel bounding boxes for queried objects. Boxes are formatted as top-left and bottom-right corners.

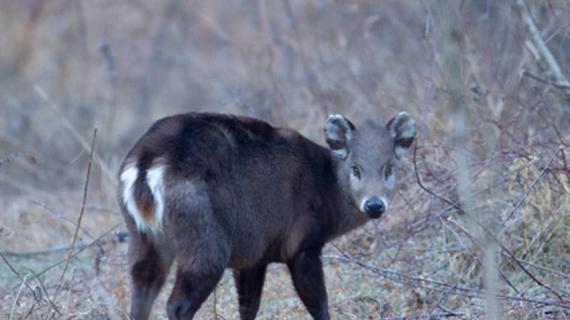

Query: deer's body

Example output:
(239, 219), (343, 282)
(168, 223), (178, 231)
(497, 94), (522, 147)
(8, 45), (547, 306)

(119, 112), (416, 320)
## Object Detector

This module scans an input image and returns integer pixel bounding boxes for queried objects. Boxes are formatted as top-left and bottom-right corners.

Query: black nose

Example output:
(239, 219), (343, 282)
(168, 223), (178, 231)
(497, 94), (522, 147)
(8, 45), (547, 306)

(364, 197), (385, 218)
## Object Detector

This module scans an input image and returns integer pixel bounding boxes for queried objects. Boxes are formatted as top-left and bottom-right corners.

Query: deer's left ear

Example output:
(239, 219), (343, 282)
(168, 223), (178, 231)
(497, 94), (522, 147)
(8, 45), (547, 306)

(386, 112), (416, 159)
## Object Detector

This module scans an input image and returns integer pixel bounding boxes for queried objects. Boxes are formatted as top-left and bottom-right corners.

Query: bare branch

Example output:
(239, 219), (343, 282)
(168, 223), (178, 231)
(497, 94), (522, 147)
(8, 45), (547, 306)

(414, 143), (565, 302)
(29, 225), (121, 282)
(323, 254), (570, 310)
(516, 0), (570, 88)
(0, 231), (128, 258)
(34, 86), (117, 186)
(502, 147), (564, 224)
(0, 251), (61, 315)
(523, 70), (570, 90)
(58, 129), (97, 286)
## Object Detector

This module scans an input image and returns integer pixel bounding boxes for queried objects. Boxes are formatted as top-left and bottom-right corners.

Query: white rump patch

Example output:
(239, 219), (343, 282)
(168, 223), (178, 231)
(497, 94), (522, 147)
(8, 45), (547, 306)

(146, 165), (166, 231)
(120, 164), (145, 231)
(120, 163), (166, 233)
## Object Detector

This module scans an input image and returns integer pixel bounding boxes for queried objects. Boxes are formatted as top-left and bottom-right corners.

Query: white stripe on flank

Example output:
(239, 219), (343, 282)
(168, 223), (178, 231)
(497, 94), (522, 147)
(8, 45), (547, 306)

(146, 165), (166, 231)
(120, 163), (147, 232)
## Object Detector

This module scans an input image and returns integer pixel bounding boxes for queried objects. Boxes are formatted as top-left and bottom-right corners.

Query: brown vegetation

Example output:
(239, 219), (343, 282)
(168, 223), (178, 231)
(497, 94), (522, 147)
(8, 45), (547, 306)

(0, 0), (569, 319)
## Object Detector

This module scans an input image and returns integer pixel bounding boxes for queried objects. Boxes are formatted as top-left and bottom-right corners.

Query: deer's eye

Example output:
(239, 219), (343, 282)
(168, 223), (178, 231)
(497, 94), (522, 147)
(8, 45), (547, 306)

(351, 165), (362, 179)
(384, 164), (393, 179)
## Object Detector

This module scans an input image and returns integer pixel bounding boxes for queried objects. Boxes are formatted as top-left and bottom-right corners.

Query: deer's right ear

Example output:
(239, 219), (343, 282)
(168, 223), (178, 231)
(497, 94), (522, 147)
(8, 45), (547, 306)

(325, 114), (355, 159)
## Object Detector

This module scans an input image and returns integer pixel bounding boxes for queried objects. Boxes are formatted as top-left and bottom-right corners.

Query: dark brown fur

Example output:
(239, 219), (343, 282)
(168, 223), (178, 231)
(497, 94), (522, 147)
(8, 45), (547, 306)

(119, 112), (416, 319)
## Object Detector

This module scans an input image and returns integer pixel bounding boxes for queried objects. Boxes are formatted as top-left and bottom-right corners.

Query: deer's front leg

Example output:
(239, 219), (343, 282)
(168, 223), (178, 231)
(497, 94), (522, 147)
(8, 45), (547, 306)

(287, 250), (330, 320)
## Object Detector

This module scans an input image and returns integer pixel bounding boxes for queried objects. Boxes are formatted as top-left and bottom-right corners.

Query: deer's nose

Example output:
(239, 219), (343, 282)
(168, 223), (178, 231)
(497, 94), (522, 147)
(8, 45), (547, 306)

(364, 197), (385, 218)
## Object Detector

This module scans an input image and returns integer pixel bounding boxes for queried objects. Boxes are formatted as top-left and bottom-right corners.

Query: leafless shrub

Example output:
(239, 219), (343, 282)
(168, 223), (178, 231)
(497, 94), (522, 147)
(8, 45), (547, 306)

(0, 0), (569, 319)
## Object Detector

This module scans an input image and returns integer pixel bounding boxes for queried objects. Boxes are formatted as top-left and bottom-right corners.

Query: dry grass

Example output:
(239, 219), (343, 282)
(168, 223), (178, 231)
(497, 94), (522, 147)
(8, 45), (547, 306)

(1, 0), (570, 319)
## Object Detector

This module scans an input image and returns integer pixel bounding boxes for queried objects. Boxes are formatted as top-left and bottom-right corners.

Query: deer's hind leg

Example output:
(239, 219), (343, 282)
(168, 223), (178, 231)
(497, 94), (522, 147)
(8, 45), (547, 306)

(165, 185), (231, 319)
(128, 229), (174, 320)
(234, 263), (268, 320)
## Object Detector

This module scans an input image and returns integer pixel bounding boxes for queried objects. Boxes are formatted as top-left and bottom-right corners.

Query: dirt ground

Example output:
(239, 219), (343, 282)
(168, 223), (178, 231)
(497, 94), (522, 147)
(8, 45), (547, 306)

(1, 0), (569, 319)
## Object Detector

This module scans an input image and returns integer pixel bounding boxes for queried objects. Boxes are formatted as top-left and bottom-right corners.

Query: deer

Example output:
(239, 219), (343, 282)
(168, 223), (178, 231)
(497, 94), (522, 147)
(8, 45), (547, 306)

(118, 111), (416, 320)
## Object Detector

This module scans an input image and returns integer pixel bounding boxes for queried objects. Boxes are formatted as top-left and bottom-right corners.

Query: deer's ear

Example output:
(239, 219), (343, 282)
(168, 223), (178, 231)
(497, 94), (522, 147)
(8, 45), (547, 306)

(386, 112), (416, 159)
(325, 114), (355, 159)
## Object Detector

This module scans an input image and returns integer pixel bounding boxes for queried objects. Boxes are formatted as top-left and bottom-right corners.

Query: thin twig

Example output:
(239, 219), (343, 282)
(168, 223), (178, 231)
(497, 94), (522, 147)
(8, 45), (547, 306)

(29, 224), (121, 282)
(561, 149), (570, 185)
(32, 200), (98, 242)
(503, 147), (564, 224)
(523, 70), (570, 90)
(58, 129), (97, 285)
(34, 86), (117, 186)
(516, 0), (569, 88)
(428, 277), (462, 318)
(324, 255), (569, 309)
(413, 144), (463, 213)
(0, 251), (61, 315)
(9, 274), (28, 320)
(414, 144), (565, 301)
(1, 232), (127, 258)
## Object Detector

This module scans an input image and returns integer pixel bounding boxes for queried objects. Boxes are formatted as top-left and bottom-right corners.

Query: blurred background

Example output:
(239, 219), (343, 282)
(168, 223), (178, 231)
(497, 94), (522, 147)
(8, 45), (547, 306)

(0, 0), (569, 318)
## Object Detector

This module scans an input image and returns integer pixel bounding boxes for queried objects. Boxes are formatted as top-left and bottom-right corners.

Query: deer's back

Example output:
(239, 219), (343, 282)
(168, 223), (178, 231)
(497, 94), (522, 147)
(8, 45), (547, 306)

(120, 113), (331, 267)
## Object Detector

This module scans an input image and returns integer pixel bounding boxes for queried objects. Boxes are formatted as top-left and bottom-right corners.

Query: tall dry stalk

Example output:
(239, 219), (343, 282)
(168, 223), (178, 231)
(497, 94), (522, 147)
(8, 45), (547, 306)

(433, 1), (502, 318)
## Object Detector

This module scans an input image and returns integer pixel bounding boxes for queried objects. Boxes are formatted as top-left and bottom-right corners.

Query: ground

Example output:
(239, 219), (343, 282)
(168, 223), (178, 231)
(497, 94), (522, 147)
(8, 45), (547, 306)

(1, 0), (570, 319)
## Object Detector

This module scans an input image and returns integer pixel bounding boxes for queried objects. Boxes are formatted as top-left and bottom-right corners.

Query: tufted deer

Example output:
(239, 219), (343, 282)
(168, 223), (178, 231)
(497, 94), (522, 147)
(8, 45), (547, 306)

(118, 112), (416, 320)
